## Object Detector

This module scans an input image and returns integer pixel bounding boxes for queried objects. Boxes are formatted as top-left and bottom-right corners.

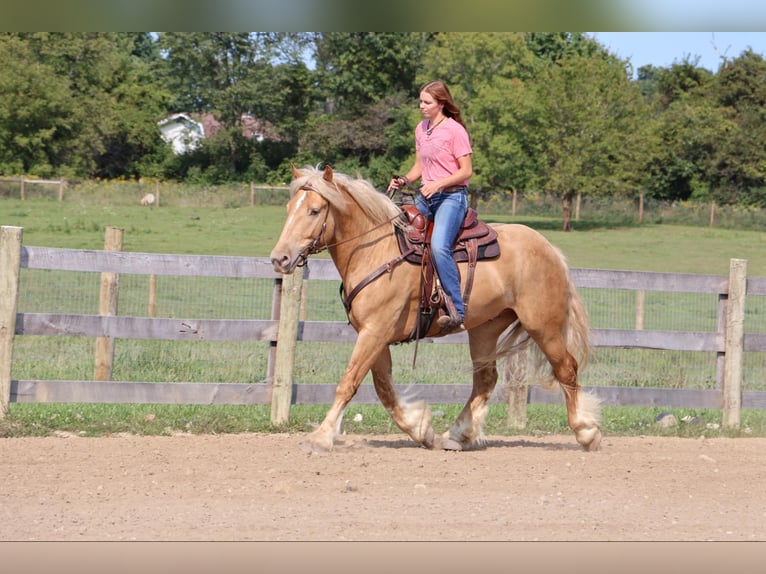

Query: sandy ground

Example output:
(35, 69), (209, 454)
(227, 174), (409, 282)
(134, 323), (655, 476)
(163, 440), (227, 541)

(2, 432), (765, 541)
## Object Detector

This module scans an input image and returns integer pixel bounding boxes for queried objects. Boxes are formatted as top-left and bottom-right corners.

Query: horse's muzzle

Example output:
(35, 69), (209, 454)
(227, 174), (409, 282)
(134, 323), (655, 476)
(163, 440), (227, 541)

(270, 253), (295, 274)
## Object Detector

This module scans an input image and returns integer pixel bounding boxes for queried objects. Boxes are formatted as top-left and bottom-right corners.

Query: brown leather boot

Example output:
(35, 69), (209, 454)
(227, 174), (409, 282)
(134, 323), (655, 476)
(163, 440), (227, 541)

(435, 286), (464, 334)
(437, 313), (465, 334)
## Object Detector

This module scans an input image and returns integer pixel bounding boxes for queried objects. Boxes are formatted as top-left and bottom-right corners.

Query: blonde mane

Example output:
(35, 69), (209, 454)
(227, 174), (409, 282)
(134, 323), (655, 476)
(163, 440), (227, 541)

(290, 166), (404, 227)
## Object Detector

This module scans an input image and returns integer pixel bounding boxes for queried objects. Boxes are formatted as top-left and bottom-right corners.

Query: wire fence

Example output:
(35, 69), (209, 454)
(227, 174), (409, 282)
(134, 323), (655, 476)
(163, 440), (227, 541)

(3, 176), (766, 231)
(12, 265), (766, 394)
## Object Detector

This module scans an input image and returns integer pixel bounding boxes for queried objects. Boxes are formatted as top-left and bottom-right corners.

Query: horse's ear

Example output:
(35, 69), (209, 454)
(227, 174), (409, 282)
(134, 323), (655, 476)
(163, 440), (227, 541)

(322, 165), (334, 183)
(290, 163), (301, 179)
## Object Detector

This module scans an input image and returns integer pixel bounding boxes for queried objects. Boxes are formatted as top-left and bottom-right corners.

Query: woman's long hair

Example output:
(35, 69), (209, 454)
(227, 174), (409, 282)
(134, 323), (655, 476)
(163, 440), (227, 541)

(421, 80), (465, 129)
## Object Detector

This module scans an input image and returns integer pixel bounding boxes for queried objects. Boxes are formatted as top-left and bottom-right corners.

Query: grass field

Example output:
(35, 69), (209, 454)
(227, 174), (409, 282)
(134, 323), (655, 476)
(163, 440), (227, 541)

(2, 188), (766, 439)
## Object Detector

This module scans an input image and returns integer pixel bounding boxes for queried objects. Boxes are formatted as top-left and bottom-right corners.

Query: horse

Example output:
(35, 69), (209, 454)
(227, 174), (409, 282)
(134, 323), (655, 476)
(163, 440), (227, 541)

(270, 165), (602, 452)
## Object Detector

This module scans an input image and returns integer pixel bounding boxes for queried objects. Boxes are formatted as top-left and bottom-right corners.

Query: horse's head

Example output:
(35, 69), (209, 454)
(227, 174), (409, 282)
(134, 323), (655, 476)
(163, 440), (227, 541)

(270, 164), (337, 274)
(271, 164), (403, 274)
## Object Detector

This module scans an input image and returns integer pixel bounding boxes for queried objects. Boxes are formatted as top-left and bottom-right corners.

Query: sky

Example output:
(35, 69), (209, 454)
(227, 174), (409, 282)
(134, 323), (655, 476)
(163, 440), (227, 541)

(588, 32), (766, 74)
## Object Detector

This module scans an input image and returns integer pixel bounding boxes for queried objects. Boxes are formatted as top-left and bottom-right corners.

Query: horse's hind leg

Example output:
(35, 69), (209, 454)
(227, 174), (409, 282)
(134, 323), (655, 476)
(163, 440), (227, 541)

(531, 333), (602, 451)
(371, 347), (434, 448)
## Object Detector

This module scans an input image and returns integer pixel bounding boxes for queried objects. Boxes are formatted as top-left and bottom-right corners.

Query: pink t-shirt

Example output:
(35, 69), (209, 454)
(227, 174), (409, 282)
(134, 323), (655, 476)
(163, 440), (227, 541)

(415, 117), (472, 187)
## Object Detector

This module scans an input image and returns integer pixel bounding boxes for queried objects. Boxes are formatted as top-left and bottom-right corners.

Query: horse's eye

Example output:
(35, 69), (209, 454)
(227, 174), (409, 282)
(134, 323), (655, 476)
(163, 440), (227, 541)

(309, 207), (321, 216)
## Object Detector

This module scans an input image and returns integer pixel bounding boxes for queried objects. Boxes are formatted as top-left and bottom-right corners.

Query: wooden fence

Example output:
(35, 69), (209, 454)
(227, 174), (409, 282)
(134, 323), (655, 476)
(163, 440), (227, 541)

(0, 176), (67, 201)
(2, 225), (766, 429)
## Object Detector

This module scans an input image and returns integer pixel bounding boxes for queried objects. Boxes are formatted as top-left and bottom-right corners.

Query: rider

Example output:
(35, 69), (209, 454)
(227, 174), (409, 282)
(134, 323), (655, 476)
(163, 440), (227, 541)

(388, 80), (473, 334)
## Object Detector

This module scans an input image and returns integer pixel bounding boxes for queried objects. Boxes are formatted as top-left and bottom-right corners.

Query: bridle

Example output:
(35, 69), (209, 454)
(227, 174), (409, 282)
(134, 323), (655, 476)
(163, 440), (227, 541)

(291, 179), (418, 349)
(294, 183), (402, 267)
(292, 184), (329, 268)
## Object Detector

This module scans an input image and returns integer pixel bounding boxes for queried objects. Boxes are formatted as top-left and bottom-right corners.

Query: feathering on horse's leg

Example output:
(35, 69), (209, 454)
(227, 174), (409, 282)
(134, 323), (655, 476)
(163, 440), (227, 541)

(522, 324), (601, 451)
(442, 327), (503, 451)
(301, 348), (376, 452)
(552, 353), (602, 452)
(371, 348), (434, 448)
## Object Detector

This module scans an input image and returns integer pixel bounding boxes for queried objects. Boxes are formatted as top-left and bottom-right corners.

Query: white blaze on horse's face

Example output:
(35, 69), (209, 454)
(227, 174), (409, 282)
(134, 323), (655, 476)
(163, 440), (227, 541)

(270, 187), (329, 274)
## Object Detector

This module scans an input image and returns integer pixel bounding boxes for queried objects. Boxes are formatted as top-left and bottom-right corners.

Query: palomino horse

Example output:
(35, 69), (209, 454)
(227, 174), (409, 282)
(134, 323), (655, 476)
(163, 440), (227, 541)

(270, 165), (602, 452)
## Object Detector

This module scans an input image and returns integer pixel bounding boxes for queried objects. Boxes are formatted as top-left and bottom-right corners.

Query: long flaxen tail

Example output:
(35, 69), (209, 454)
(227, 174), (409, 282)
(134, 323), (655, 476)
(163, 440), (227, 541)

(497, 247), (591, 391)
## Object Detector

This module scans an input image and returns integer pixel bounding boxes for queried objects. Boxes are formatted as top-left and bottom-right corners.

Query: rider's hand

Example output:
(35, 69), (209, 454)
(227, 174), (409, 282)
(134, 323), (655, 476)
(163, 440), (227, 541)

(388, 176), (407, 191)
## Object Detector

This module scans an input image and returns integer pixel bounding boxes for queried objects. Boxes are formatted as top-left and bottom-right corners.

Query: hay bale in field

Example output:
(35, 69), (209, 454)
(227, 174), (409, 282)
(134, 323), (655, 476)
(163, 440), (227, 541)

(140, 193), (156, 206)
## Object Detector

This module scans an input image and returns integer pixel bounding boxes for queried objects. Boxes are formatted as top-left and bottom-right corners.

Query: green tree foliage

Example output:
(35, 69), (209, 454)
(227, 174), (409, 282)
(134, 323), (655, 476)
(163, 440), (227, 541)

(313, 32), (428, 116)
(709, 50), (766, 205)
(0, 34), (71, 176)
(644, 96), (731, 202)
(641, 52), (766, 207)
(415, 31), (646, 227)
(294, 32), (430, 184)
(156, 32), (314, 182)
(3, 32), (766, 214)
(418, 32), (539, 204)
(525, 32), (605, 62)
(533, 53), (648, 229)
(0, 33), (170, 179)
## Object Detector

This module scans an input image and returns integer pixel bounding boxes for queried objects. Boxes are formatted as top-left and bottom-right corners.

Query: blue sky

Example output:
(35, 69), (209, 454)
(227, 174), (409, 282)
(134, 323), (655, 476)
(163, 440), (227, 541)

(588, 32), (766, 74)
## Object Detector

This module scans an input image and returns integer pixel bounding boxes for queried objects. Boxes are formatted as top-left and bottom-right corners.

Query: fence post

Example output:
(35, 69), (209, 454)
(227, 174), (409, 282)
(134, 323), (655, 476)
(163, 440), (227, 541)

(148, 274), (157, 318)
(635, 290), (645, 330)
(94, 227), (123, 381)
(270, 268), (304, 425)
(0, 226), (23, 417)
(266, 277), (282, 388)
(722, 258), (747, 429)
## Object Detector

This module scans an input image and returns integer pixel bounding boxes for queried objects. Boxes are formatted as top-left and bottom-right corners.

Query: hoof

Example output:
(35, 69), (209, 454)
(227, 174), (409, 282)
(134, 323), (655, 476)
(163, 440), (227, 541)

(442, 438), (464, 451)
(577, 427), (602, 452)
(299, 432), (334, 453)
(422, 426), (435, 449)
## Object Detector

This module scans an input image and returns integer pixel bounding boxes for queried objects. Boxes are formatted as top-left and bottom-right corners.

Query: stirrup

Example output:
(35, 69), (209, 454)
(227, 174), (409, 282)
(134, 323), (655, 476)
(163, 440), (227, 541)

(437, 313), (464, 334)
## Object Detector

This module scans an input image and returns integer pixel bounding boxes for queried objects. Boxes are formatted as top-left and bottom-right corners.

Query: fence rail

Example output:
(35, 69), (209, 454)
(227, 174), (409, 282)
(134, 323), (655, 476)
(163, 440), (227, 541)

(0, 176), (67, 201)
(2, 225), (766, 428)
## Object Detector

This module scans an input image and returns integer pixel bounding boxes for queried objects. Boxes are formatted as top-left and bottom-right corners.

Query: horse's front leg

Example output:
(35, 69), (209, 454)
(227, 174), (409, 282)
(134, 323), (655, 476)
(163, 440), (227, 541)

(371, 346), (434, 448)
(301, 332), (384, 452)
(443, 320), (511, 451)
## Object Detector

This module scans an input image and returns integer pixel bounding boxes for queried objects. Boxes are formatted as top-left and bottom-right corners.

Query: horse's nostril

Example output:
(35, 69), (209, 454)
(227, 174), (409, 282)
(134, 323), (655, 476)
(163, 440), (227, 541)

(271, 253), (290, 272)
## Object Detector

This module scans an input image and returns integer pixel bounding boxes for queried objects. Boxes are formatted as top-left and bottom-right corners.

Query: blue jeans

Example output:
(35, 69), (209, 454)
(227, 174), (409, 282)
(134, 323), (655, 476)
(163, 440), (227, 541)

(416, 189), (468, 319)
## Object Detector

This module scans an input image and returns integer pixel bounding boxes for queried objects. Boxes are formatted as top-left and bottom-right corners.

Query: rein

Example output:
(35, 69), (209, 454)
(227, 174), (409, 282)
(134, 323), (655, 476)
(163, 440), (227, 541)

(294, 184), (415, 317)
(296, 183), (402, 265)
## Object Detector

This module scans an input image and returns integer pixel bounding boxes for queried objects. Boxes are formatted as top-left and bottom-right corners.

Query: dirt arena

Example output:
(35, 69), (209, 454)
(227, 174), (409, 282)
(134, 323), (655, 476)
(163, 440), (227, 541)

(1, 432), (765, 541)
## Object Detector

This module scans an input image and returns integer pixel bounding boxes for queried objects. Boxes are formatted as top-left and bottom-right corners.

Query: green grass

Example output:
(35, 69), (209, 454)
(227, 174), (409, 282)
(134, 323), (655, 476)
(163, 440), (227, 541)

(3, 402), (765, 440)
(3, 190), (766, 439)
(2, 199), (286, 256)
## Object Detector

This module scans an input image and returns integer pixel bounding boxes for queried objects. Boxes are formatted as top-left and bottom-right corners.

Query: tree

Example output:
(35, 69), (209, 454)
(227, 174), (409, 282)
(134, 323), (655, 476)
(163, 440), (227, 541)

(417, 32), (540, 205)
(295, 33), (430, 181)
(0, 34), (72, 176)
(709, 49), (766, 205)
(312, 32), (429, 117)
(526, 32), (605, 62)
(643, 97), (731, 202)
(0, 33), (169, 179)
(157, 32), (314, 181)
(653, 57), (714, 110)
(533, 54), (647, 230)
